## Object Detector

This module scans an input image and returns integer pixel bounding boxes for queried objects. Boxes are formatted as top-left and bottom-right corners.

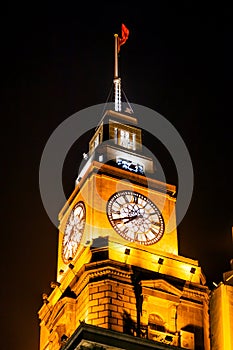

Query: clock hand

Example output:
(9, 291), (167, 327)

(124, 215), (141, 223)
(112, 215), (138, 224)
(125, 213), (143, 221)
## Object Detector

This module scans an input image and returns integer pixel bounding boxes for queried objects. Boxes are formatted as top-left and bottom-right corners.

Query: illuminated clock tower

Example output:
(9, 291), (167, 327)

(38, 27), (210, 350)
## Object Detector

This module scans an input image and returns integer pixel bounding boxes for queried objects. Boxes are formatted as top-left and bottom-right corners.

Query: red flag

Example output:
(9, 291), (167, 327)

(118, 23), (129, 52)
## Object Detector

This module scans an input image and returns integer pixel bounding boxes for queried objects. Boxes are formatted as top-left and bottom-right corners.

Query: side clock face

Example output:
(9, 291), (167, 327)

(62, 202), (86, 263)
(107, 191), (165, 245)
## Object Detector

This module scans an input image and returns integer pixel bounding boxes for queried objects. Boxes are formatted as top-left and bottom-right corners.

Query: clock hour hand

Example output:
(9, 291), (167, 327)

(112, 215), (138, 224)
(123, 215), (138, 223)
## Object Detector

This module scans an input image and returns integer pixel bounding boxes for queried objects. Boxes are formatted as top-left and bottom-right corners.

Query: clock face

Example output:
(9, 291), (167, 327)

(62, 202), (86, 263)
(107, 191), (165, 245)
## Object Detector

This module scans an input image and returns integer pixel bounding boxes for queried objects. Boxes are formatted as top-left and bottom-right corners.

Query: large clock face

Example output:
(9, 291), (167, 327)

(62, 202), (86, 263)
(107, 191), (165, 245)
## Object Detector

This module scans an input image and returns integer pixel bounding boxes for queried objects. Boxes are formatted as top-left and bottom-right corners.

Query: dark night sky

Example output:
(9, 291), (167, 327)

(1, 2), (233, 350)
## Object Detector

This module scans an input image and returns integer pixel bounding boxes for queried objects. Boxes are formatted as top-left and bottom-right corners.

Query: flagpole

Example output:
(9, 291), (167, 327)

(114, 34), (118, 79)
(113, 33), (121, 112)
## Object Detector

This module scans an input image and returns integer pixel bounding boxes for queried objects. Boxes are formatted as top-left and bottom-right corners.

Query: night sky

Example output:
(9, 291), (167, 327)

(1, 2), (233, 350)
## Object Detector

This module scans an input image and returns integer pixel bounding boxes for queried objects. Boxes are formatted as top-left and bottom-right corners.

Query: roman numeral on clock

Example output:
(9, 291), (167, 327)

(123, 194), (130, 203)
(151, 221), (161, 227)
(151, 227), (160, 236)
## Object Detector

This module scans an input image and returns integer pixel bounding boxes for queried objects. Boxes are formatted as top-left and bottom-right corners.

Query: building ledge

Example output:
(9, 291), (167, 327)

(61, 322), (185, 350)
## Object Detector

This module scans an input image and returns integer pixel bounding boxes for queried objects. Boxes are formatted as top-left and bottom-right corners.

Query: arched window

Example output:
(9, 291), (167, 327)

(148, 314), (165, 332)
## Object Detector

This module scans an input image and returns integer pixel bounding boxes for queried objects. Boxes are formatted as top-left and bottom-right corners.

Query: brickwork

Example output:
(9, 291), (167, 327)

(75, 280), (137, 332)
(75, 284), (89, 327)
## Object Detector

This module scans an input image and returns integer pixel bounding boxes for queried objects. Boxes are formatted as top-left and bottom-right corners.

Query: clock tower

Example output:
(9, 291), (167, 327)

(38, 27), (210, 350)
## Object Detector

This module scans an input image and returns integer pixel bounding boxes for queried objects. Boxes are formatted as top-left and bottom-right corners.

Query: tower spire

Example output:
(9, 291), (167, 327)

(113, 24), (129, 112)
